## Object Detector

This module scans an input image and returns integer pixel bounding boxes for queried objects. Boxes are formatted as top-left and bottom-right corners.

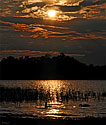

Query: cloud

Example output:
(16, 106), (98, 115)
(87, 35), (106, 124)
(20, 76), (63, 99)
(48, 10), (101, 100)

(59, 5), (81, 12)
(80, 0), (106, 7)
(0, 50), (85, 59)
(45, 5), (81, 12)
(25, 2), (46, 8)
(0, 0), (106, 65)
(1, 17), (106, 41)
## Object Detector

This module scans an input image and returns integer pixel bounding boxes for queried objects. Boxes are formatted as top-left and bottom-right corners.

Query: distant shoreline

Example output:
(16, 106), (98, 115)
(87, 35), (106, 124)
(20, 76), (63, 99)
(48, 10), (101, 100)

(0, 54), (106, 80)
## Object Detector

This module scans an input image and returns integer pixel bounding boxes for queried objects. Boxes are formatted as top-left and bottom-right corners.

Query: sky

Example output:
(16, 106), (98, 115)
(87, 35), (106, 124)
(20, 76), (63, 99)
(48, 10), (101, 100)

(0, 0), (106, 65)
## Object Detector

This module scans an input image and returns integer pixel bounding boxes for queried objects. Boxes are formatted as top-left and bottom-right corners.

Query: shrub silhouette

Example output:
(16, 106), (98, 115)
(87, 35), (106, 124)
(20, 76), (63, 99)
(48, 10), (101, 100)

(0, 54), (106, 80)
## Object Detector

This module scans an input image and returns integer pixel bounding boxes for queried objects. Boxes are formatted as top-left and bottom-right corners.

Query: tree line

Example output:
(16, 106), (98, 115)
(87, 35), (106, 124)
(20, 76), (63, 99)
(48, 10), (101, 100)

(0, 53), (106, 80)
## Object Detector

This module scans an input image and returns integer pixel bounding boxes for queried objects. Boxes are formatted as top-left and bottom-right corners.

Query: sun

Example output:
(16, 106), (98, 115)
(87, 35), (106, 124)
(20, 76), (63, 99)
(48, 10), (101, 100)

(48, 10), (56, 17)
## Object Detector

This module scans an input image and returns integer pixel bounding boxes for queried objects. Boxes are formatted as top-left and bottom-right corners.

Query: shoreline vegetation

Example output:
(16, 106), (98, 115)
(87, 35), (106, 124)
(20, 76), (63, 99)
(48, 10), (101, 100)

(0, 86), (106, 124)
(0, 53), (106, 80)
(0, 86), (106, 102)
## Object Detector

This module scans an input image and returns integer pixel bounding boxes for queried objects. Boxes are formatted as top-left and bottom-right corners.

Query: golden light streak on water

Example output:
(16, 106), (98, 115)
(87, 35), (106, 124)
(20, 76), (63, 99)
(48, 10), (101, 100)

(0, 80), (106, 119)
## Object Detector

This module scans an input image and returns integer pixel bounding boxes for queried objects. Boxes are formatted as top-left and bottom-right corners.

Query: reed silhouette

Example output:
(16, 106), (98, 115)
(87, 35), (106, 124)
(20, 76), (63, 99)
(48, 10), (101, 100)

(0, 86), (106, 124)
(0, 53), (106, 80)
(0, 86), (106, 103)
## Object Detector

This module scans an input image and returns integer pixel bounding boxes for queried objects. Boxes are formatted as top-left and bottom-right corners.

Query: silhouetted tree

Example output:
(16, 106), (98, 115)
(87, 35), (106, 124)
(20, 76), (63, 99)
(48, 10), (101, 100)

(0, 54), (106, 80)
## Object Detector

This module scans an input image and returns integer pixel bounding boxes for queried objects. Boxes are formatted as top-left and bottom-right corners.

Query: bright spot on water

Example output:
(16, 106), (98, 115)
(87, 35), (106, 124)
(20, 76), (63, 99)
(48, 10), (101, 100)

(73, 106), (76, 108)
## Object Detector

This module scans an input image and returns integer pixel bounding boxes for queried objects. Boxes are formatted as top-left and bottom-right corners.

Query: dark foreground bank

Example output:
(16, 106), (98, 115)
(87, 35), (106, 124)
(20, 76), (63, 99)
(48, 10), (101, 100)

(0, 116), (106, 125)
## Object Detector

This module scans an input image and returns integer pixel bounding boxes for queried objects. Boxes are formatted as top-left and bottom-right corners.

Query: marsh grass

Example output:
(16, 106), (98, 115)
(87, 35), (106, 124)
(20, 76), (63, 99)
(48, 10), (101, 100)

(0, 86), (106, 103)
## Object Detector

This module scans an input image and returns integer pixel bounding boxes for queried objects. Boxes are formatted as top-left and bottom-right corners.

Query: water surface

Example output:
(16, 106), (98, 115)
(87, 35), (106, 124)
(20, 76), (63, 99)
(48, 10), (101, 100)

(0, 80), (106, 119)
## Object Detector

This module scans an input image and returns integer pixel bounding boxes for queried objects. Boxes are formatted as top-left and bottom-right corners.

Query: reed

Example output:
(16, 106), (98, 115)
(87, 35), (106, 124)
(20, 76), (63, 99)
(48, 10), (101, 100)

(0, 86), (106, 103)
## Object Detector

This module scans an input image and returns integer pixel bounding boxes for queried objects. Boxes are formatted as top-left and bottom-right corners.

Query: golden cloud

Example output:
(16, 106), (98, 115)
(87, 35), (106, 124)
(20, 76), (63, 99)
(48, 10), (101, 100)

(0, 50), (85, 59)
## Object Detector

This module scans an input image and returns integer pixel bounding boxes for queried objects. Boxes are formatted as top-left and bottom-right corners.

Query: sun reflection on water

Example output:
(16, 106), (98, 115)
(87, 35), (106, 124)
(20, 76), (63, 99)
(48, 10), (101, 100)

(33, 80), (66, 117)
(46, 109), (60, 117)
(45, 100), (65, 118)
(0, 80), (106, 119)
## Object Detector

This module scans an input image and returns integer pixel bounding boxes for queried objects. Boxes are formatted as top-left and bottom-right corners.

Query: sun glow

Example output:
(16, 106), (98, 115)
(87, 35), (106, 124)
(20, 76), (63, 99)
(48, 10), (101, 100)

(48, 10), (56, 17)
